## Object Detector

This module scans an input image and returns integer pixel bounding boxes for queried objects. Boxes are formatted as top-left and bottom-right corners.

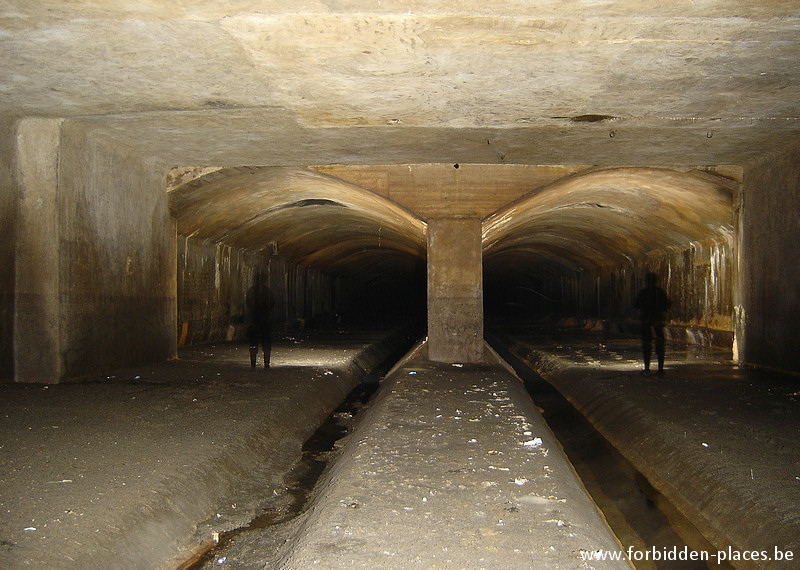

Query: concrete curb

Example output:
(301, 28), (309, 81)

(507, 340), (799, 570)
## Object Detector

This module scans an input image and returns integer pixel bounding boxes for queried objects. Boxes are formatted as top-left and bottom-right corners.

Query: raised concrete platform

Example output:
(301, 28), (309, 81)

(8, 325), (794, 569)
(275, 342), (624, 568)
(494, 326), (800, 569)
(0, 330), (408, 569)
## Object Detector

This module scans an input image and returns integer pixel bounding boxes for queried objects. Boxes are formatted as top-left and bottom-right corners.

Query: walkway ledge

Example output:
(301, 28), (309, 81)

(275, 341), (626, 569)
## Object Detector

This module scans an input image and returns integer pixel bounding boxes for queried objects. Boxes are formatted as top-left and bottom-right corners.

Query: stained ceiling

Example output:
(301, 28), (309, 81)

(168, 166), (426, 282)
(2, 1), (797, 287)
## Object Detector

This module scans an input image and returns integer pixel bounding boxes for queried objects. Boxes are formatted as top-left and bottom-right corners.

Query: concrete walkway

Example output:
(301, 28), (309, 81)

(275, 342), (623, 569)
(0, 330), (407, 569)
(494, 326), (800, 569)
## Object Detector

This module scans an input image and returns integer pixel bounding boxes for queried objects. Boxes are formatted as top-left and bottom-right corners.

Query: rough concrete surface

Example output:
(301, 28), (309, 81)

(0, 331), (402, 569)
(275, 343), (624, 569)
(500, 326), (800, 569)
(2, 2), (799, 167)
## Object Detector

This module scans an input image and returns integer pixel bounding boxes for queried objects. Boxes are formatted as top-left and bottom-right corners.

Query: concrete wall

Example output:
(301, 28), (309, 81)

(57, 121), (176, 379)
(12, 119), (63, 382)
(177, 236), (338, 346)
(738, 145), (800, 371)
(3, 118), (176, 382)
(177, 237), (262, 346)
(559, 235), (735, 349)
(0, 118), (16, 380)
(276, 259), (337, 330)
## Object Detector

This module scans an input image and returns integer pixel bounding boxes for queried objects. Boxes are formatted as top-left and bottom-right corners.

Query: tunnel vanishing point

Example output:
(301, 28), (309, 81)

(2, 2), (800, 382)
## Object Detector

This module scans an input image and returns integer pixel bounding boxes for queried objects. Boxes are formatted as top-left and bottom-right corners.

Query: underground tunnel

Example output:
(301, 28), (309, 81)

(3, 3), (800, 568)
(167, 163), (737, 354)
(156, 163), (755, 569)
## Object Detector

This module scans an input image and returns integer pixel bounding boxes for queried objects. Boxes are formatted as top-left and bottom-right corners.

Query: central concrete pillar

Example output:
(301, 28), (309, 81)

(13, 118), (63, 382)
(427, 217), (483, 363)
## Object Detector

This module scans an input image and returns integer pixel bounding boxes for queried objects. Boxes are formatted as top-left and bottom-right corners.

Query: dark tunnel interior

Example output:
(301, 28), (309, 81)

(4, 5), (800, 566)
(168, 164), (737, 345)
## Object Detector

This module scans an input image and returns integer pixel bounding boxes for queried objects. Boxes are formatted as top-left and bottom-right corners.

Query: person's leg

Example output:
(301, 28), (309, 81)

(654, 324), (666, 373)
(249, 344), (258, 368)
(262, 335), (271, 368)
(641, 322), (652, 374)
(248, 324), (258, 368)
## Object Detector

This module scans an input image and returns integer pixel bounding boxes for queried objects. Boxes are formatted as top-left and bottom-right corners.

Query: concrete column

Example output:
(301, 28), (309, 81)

(427, 217), (483, 363)
(13, 118), (63, 382)
(1, 118), (17, 380)
(737, 146), (800, 370)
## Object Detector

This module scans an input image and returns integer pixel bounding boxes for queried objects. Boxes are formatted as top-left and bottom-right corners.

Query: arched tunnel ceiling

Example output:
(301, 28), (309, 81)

(483, 167), (737, 279)
(168, 167), (427, 283)
(169, 165), (736, 288)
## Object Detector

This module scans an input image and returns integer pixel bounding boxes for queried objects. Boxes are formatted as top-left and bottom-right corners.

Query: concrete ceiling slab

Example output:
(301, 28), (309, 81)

(2, 2), (794, 284)
(2, 2), (799, 166)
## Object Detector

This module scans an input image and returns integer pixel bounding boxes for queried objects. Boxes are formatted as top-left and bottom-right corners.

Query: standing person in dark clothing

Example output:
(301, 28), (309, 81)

(634, 272), (671, 375)
(246, 272), (273, 369)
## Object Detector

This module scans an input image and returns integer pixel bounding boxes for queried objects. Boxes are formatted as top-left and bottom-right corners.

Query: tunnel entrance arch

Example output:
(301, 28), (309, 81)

(166, 166), (428, 347)
(164, 163), (740, 359)
(482, 167), (739, 349)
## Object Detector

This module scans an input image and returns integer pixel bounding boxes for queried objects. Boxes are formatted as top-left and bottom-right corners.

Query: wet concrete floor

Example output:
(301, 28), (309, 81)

(492, 325), (800, 569)
(3, 326), (797, 569)
(0, 330), (407, 569)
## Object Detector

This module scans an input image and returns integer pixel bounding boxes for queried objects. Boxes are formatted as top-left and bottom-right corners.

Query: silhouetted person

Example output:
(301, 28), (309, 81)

(246, 274), (273, 368)
(634, 272), (671, 375)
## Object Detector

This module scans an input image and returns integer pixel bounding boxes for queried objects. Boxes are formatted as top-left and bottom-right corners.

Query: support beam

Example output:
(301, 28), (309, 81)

(13, 118), (63, 382)
(427, 218), (483, 363)
(737, 145), (800, 370)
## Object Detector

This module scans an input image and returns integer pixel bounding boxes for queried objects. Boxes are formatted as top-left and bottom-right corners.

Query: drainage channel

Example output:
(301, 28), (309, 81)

(490, 339), (733, 570)
(182, 336), (417, 569)
(183, 379), (379, 569)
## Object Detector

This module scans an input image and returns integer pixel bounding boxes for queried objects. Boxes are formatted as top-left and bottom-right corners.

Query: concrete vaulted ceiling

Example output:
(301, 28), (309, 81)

(483, 167), (737, 280)
(167, 164), (736, 287)
(3, 1), (798, 285)
(168, 167), (427, 283)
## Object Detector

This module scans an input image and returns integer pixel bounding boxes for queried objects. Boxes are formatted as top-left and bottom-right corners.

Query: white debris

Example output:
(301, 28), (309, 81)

(523, 437), (543, 448)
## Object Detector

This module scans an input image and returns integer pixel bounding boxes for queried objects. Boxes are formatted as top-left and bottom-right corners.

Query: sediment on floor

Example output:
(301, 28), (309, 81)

(0, 329), (415, 570)
(491, 327), (800, 569)
(274, 341), (626, 569)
